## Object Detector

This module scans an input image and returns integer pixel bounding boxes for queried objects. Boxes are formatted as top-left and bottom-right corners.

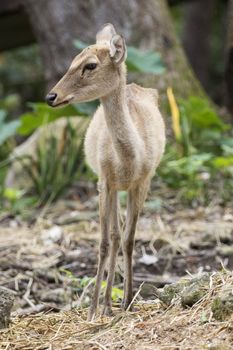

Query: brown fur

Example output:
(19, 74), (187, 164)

(47, 24), (166, 320)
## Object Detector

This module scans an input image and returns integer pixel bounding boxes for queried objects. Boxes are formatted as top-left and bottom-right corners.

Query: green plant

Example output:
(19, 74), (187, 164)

(0, 106), (21, 207)
(161, 90), (233, 203)
(18, 101), (97, 136)
(0, 109), (20, 147)
(101, 281), (124, 302)
(60, 268), (123, 304)
(2, 187), (37, 215)
(18, 119), (88, 204)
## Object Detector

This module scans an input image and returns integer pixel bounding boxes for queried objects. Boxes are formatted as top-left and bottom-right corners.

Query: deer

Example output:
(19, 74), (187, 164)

(45, 23), (166, 321)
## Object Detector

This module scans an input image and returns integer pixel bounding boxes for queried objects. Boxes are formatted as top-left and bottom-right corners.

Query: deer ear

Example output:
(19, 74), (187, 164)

(109, 34), (127, 65)
(96, 23), (116, 45)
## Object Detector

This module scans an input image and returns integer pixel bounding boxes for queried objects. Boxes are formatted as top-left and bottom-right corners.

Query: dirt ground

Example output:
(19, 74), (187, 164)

(0, 186), (233, 349)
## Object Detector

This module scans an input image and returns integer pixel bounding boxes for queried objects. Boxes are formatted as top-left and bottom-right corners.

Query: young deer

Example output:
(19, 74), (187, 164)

(46, 24), (166, 320)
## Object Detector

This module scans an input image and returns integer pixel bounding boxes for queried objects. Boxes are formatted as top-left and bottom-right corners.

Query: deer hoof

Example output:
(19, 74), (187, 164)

(102, 304), (114, 316)
(121, 300), (134, 311)
(87, 307), (97, 322)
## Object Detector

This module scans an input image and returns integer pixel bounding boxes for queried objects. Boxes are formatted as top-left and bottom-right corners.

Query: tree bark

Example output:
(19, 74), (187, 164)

(21, 0), (80, 88)
(225, 0), (233, 118)
(182, 0), (214, 90)
(21, 0), (205, 100)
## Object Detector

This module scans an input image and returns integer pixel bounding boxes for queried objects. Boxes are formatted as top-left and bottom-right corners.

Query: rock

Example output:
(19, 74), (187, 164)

(216, 245), (233, 257)
(5, 117), (89, 190)
(212, 286), (233, 321)
(138, 253), (158, 266)
(154, 272), (210, 306)
(154, 279), (190, 305)
(181, 273), (210, 307)
(42, 225), (63, 245)
(54, 210), (98, 225)
(0, 287), (14, 329)
(41, 288), (66, 304)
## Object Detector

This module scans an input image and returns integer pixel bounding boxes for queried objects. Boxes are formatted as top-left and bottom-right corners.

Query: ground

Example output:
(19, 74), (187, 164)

(0, 184), (233, 349)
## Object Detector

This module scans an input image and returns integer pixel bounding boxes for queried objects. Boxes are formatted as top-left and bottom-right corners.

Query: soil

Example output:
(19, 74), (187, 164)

(0, 184), (233, 349)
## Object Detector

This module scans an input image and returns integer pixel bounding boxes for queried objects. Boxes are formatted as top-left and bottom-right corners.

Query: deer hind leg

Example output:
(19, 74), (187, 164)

(88, 181), (112, 321)
(122, 179), (150, 310)
(102, 192), (121, 316)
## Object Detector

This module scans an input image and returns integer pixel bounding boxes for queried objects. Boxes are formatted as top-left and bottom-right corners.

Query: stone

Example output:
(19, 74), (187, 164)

(181, 273), (210, 307)
(212, 286), (233, 321)
(154, 272), (210, 307)
(0, 287), (14, 329)
(216, 245), (233, 257)
(42, 225), (63, 245)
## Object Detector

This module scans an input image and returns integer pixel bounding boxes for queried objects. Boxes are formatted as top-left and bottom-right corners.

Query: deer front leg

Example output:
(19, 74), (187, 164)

(102, 192), (120, 316)
(88, 182), (112, 321)
(122, 182), (149, 310)
(122, 187), (139, 310)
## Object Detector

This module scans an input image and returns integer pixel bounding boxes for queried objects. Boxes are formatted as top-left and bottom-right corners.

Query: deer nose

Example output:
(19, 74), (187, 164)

(45, 93), (57, 106)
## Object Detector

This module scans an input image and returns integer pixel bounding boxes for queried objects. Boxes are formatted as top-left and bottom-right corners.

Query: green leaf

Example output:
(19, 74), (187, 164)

(212, 156), (233, 168)
(3, 187), (25, 201)
(180, 97), (227, 131)
(0, 109), (7, 122)
(0, 108), (20, 145)
(73, 39), (88, 50)
(127, 46), (165, 74)
(18, 102), (84, 135)
(73, 101), (99, 115)
(111, 287), (124, 302)
(0, 119), (21, 146)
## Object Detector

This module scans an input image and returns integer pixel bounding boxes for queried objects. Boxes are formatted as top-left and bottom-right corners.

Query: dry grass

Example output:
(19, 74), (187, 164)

(0, 271), (232, 350)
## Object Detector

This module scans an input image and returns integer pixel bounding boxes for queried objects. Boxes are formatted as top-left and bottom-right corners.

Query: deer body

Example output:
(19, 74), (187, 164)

(85, 81), (165, 190)
(46, 24), (165, 320)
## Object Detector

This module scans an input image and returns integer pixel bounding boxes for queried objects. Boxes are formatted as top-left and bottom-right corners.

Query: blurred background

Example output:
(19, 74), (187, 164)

(0, 0), (233, 319)
(0, 0), (233, 209)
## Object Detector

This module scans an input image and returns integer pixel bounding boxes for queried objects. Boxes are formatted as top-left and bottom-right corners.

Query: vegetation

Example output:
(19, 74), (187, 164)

(159, 91), (233, 203)
(0, 43), (167, 212)
(0, 2), (232, 348)
(0, 3), (232, 212)
(0, 41), (232, 211)
(19, 120), (86, 204)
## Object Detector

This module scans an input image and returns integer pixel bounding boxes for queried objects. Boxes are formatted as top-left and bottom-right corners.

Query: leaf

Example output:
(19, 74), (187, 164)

(3, 187), (25, 201)
(127, 46), (165, 74)
(0, 109), (7, 123)
(111, 287), (124, 302)
(167, 87), (181, 141)
(80, 276), (93, 287)
(11, 196), (38, 214)
(18, 102), (87, 135)
(212, 156), (233, 168)
(180, 96), (227, 131)
(73, 101), (99, 115)
(73, 39), (88, 50)
(0, 119), (21, 146)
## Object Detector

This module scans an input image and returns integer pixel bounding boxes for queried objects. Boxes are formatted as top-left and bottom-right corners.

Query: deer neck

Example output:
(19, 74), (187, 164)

(101, 68), (141, 161)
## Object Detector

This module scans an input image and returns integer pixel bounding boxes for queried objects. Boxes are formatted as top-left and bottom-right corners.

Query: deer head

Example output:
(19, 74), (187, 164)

(45, 23), (127, 107)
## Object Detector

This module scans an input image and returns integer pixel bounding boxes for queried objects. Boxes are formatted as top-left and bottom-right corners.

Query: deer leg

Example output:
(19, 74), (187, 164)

(122, 181), (150, 310)
(88, 182), (112, 321)
(102, 192), (120, 316)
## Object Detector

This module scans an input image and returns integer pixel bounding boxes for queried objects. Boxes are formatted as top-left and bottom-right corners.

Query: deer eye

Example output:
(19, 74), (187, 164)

(84, 63), (97, 70)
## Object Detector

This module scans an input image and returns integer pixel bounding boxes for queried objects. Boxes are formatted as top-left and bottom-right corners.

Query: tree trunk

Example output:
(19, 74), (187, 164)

(182, 0), (214, 90)
(21, 0), (205, 101)
(225, 0), (233, 119)
(21, 0), (80, 88)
